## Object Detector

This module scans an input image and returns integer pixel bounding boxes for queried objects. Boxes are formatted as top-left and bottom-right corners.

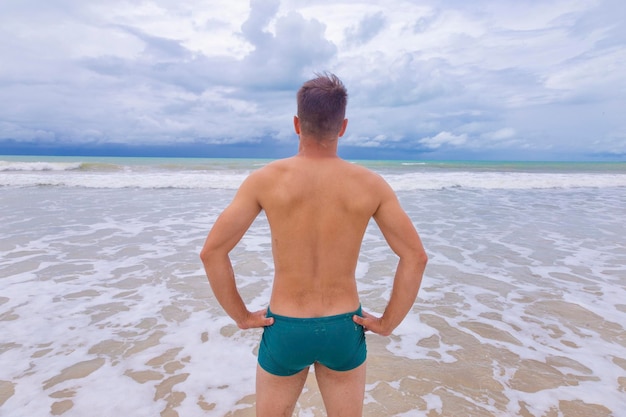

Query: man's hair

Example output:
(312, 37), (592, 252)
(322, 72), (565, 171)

(297, 72), (347, 139)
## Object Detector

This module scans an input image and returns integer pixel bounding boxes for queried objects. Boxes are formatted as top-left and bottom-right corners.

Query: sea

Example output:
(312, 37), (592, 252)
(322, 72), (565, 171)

(1, 155), (625, 417)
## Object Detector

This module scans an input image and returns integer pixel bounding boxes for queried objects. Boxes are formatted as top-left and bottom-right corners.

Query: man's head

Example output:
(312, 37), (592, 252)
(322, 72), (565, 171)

(296, 72), (347, 140)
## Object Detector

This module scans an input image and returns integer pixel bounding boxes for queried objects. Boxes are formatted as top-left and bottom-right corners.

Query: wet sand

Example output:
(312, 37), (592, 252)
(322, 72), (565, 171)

(2, 181), (625, 416)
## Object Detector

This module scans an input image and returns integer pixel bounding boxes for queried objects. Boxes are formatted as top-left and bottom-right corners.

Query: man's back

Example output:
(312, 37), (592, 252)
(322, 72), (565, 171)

(251, 155), (388, 317)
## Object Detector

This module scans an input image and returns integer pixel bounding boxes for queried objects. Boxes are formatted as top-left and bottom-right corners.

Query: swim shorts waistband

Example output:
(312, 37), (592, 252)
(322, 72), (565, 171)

(266, 305), (362, 323)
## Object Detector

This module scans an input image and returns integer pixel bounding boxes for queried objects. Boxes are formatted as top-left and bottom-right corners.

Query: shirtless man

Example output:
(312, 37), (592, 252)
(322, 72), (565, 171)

(200, 73), (427, 417)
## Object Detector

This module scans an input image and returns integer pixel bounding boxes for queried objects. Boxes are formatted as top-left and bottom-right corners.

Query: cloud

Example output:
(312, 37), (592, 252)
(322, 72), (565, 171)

(0, 0), (625, 160)
(240, 9), (337, 89)
(483, 128), (516, 141)
(241, 0), (281, 44)
(0, 0), (339, 147)
(344, 12), (386, 46)
(419, 131), (468, 149)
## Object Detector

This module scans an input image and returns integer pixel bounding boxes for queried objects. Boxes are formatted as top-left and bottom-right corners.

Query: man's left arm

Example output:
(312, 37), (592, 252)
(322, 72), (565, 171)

(200, 175), (274, 329)
(353, 180), (427, 335)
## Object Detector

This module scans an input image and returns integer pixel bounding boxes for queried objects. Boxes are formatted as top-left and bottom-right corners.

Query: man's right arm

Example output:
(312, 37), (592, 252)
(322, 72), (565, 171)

(353, 180), (427, 336)
(200, 172), (274, 329)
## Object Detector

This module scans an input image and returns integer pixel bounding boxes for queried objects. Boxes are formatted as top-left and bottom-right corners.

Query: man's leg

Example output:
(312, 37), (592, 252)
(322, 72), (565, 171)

(314, 362), (366, 417)
(256, 364), (309, 417)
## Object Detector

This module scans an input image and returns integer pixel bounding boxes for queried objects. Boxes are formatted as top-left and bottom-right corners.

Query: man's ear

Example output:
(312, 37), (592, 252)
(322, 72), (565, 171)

(294, 116), (301, 134)
(338, 118), (348, 138)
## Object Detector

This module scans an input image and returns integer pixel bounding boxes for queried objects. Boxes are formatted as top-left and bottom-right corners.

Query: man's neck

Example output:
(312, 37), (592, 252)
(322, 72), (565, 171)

(297, 135), (339, 158)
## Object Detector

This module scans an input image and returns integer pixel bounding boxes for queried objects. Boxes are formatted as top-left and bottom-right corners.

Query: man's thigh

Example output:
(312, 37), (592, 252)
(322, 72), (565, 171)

(314, 361), (366, 417)
(256, 364), (309, 417)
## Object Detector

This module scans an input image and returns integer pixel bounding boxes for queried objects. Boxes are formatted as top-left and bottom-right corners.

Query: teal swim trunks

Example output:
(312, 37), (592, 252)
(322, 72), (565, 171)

(258, 306), (367, 376)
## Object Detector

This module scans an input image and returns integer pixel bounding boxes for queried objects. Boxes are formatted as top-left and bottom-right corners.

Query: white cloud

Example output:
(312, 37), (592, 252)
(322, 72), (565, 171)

(0, 0), (624, 160)
(419, 131), (468, 149)
(545, 47), (626, 98)
(484, 128), (516, 141)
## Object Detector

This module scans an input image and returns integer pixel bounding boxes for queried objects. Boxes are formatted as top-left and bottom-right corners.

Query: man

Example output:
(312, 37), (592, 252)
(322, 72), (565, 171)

(200, 73), (427, 417)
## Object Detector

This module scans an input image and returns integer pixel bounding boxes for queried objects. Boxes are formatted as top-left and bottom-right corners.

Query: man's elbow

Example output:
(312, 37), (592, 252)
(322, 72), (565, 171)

(398, 243), (427, 264)
(200, 246), (220, 285)
(199, 246), (208, 262)
(199, 244), (217, 266)
(398, 248), (427, 275)
(200, 243), (230, 270)
(412, 248), (428, 273)
(418, 250), (428, 267)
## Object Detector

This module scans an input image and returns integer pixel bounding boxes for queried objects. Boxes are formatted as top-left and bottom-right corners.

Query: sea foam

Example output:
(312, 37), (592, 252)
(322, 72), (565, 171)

(1, 158), (625, 416)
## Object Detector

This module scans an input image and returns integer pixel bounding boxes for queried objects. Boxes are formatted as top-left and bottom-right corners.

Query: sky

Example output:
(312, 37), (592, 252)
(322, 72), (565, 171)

(1, 0), (625, 161)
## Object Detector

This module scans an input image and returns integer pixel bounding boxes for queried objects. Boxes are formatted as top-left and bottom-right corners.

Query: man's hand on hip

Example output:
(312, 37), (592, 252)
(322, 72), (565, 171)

(237, 308), (274, 330)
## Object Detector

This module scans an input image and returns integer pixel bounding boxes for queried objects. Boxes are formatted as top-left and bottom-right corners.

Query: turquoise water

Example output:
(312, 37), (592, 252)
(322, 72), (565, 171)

(2, 154), (626, 172)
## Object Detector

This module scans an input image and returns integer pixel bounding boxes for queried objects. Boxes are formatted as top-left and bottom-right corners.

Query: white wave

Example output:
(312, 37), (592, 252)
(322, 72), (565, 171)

(1, 160), (625, 189)
(385, 171), (626, 190)
(0, 160), (83, 171)
(0, 171), (248, 189)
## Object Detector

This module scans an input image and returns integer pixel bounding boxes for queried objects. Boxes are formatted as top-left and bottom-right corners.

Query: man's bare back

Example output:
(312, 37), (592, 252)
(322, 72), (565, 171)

(242, 154), (392, 317)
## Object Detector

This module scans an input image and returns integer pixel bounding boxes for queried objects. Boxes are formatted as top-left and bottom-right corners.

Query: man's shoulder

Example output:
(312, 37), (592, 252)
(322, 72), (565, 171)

(244, 158), (294, 186)
(252, 157), (294, 176)
(343, 161), (388, 184)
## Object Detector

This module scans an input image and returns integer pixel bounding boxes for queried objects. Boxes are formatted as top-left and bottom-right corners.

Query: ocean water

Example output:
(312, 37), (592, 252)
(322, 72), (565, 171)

(1, 156), (625, 417)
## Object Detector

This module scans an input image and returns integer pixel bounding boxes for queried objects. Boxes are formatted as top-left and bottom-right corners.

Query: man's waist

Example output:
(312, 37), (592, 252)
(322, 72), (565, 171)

(266, 304), (362, 321)
(268, 297), (360, 318)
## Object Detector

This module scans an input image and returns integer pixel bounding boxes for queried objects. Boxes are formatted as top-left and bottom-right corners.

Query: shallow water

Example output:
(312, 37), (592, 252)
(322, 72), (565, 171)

(1, 158), (625, 416)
